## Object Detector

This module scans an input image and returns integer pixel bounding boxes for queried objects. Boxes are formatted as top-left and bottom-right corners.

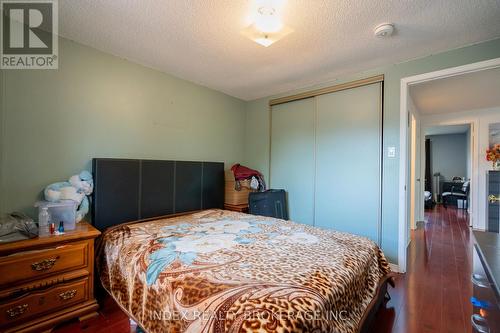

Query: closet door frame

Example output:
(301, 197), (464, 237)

(269, 75), (384, 106)
(268, 75), (384, 245)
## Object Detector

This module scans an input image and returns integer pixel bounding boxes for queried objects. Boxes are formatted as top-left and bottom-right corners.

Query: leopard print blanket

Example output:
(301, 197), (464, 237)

(97, 209), (390, 333)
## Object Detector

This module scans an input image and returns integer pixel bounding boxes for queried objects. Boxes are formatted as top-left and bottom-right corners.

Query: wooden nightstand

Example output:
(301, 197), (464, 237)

(224, 203), (249, 213)
(0, 222), (100, 333)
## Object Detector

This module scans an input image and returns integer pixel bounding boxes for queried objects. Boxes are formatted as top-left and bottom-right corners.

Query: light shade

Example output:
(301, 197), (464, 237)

(253, 6), (283, 33)
(241, 24), (293, 47)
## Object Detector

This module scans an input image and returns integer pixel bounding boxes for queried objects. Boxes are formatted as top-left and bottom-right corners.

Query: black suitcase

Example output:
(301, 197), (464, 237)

(248, 189), (288, 220)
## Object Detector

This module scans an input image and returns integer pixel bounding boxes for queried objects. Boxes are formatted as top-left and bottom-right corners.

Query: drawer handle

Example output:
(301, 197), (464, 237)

(6, 304), (28, 318)
(31, 257), (58, 271)
(472, 274), (491, 288)
(488, 194), (500, 203)
(59, 289), (77, 301)
(471, 314), (490, 333)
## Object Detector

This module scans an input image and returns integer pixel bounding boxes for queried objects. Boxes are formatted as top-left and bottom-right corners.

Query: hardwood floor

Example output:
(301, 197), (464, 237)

(372, 204), (473, 333)
(54, 205), (472, 333)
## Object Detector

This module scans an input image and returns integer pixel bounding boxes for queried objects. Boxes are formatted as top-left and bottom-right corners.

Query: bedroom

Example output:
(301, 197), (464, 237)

(0, 1), (500, 332)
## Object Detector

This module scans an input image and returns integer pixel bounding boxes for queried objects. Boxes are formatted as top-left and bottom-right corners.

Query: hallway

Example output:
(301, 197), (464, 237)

(372, 205), (473, 332)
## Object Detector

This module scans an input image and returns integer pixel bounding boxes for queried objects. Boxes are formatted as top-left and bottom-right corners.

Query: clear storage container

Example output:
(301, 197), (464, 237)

(35, 200), (77, 231)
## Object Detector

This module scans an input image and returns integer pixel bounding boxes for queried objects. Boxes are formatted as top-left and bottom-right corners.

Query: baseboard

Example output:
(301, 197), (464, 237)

(389, 263), (401, 273)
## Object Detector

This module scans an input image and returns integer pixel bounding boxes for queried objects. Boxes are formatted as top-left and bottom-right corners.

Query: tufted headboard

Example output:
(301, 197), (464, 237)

(91, 158), (224, 231)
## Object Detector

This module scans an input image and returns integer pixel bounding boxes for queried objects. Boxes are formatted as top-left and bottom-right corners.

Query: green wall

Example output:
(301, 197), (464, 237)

(244, 38), (500, 264)
(2, 34), (500, 265)
(0, 38), (246, 217)
(427, 133), (468, 182)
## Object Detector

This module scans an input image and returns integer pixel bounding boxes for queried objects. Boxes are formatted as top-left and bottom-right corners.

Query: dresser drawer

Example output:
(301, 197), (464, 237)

(0, 277), (89, 327)
(0, 242), (89, 287)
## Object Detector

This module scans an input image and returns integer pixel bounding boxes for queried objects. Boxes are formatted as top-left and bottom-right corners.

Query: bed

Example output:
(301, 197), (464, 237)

(91, 159), (393, 333)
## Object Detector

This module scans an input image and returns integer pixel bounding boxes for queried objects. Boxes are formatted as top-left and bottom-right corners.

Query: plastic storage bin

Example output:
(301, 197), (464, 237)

(35, 200), (78, 230)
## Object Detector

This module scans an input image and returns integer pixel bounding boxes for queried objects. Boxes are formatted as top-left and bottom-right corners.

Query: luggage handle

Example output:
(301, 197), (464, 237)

(275, 201), (283, 219)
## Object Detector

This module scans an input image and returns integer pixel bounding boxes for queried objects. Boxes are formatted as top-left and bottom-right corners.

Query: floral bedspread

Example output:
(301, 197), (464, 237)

(97, 209), (390, 333)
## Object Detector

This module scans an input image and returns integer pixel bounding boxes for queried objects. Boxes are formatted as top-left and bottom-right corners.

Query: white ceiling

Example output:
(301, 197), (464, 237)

(425, 124), (470, 136)
(410, 67), (500, 114)
(59, 1), (500, 101)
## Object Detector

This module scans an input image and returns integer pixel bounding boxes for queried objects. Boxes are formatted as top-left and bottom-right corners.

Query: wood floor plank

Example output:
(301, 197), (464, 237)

(372, 205), (472, 333)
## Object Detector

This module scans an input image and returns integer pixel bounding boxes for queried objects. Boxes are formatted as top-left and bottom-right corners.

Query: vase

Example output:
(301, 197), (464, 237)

(494, 160), (500, 171)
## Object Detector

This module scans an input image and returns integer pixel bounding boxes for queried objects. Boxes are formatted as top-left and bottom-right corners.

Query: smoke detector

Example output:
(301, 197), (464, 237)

(374, 23), (394, 38)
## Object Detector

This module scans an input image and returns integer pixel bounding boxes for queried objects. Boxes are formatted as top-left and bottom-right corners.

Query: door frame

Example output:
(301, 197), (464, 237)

(398, 57), (500, 273)
(409, 112), (418, 231)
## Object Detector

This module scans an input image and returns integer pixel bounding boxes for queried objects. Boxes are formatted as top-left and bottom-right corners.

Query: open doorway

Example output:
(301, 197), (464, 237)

(422, 124), (472, 213)
(399, 58), (500, 272)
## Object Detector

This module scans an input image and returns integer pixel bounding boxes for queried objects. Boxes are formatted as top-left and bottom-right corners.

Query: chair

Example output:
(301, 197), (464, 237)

(424, 191), (434, 209)
(442, 180), (470, 209)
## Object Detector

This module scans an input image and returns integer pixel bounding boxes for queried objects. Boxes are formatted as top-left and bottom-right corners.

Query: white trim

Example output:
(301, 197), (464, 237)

(398, 57), (500, 273)
(389, 263), (401, 273)
(399, 79), (409, 273)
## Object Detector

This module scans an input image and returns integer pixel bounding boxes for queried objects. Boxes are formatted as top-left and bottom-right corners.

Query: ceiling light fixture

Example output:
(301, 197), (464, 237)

(242, 2), (293, 47)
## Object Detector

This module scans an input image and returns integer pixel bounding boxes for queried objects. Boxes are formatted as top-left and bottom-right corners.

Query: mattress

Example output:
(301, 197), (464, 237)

(97, 209), (390, 333)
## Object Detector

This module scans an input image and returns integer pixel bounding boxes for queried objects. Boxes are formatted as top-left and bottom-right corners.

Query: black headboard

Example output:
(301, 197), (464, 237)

(91, 158), (224, 231)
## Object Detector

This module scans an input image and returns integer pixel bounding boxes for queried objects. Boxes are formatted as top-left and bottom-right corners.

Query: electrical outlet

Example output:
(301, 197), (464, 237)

(388, 146), (396, 158)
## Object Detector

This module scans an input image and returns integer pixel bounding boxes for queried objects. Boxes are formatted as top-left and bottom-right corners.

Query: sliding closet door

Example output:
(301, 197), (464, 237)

(271, 98), (315, 225)
(315, 83), (382, 242)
